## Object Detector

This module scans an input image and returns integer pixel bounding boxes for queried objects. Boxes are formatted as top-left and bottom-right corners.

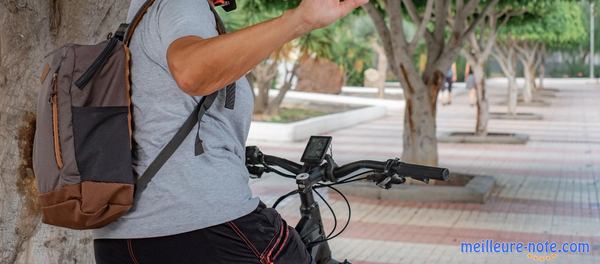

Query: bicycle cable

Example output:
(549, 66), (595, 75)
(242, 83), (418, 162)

(307, 185), (352, 247)
(262, 162), (296, 178)
(272, 189), (299, 209)
(313, 188), (338, 238)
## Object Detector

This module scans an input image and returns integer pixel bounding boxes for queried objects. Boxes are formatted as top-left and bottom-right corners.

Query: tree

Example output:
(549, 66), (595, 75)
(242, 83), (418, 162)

(493, 1), (585, 112)
(510, 1), (586, 101)
(461, 1), (527, 135)
(0, 1), (129, 263)
(493, 37), (520, 114)
(361, 0), (497, 165)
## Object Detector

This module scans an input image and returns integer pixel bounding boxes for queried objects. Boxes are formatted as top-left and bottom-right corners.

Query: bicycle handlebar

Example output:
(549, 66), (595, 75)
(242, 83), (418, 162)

(263, 155), (302, 175)
(331, 160), (448, 182)
(246, 146), (449, 184)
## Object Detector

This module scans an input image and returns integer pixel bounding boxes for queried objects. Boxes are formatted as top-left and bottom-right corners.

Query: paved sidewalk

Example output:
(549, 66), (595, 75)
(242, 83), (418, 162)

(247, 79), (600, 264)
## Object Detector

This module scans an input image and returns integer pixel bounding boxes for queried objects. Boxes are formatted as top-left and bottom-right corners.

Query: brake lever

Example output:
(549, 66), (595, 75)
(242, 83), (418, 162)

(376, 176), (393, 189)
(369, 173), (406, 189)
(247, 165), (267, 179)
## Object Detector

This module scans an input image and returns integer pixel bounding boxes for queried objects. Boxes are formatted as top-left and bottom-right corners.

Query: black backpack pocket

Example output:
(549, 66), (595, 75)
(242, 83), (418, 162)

(72, 106), (134, 184)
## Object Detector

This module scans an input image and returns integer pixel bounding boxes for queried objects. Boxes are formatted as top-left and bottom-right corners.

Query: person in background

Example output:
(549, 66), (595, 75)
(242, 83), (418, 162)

(465, 63), (477, 106)
(441, 63), (457, 105)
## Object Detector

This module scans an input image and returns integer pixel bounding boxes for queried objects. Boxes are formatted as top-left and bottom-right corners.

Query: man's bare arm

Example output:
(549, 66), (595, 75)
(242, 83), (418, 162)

(167, 0), (368, 96)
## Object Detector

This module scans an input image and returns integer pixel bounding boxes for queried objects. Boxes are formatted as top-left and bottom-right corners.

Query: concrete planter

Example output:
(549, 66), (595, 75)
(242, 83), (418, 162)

(438, 132), (529, 144)
(248, 106), (387, 142)
(489, 112), (544, 120)
(496, 99), (551, 107)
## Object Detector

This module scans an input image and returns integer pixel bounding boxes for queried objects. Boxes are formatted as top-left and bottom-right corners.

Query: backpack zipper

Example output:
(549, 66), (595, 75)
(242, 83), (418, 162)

(50, 73), (64, 169)
(74, 37), (120, 89)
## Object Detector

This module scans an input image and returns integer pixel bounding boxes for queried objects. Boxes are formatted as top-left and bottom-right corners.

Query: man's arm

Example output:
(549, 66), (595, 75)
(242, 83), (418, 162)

(167, 0), (368, 96)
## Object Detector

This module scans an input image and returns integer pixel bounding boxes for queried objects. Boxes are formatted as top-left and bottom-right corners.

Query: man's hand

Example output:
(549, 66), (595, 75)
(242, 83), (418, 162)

(293, 0), (369, 32)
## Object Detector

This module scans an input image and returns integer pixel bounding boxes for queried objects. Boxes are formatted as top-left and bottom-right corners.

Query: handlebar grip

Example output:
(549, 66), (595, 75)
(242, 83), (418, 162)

(397, 163), (449, 181)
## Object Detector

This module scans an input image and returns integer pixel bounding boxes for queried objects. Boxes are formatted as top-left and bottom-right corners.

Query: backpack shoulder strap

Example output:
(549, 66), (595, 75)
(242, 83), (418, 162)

(136, 92), (218, 195)
(124, 0), (157, 46)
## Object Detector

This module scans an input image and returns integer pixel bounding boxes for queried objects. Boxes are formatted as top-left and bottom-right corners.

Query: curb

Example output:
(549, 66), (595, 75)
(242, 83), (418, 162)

(248, 106), (387, 142)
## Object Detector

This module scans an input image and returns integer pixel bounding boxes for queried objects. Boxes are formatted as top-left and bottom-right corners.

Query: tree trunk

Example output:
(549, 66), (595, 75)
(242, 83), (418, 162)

(252, 61), (278, 115)
(522, 62), (535, 102)
(472, 64), (489, 136)
(494, 41), (519, 115)
(516, 42), (539, 103)
(504, 75), (517, 115)
(265, 82), (292, 116)
(400, 68), (440, 166)
(0, 1), (128, 263)
(538, 60), (545, 89)
(538, 45), (546, 89)
(265, 62), (299, 116)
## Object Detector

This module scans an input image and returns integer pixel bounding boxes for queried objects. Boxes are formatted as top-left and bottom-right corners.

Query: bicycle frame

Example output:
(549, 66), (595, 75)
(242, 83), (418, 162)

(248, 144), (448, 264)
(294, 172), (350, 264)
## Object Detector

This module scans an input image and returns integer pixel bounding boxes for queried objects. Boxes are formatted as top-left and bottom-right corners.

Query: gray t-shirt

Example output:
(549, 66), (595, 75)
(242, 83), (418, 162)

(93, 0), (259, 239)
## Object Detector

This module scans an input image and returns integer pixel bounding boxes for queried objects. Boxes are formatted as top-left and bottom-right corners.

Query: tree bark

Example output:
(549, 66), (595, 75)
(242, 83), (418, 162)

(521, 60), (535, 102)
(516, 42), (539, 103)
(538, 45), (546, 89)
(399, 66), (440, 165)
(461, 13), (500, 137)
(493, 40), (519, 115)
(0, 1), (129, 263)
(463, 49), (490, 136)
(252, 60), (278, 115)
(265, 62), (299, 116)
(472, 64), (489, 136)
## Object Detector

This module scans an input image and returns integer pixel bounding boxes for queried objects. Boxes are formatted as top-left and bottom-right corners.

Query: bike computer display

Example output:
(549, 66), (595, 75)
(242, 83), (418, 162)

(301, 136), (332, 165)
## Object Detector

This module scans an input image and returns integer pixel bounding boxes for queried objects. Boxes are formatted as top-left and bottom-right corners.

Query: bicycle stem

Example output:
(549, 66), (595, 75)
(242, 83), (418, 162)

(295, 172), (336, 263)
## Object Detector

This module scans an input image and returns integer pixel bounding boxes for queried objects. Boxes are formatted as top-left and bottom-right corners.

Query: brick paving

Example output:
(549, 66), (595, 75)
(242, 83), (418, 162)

(247, 79), (600, 264)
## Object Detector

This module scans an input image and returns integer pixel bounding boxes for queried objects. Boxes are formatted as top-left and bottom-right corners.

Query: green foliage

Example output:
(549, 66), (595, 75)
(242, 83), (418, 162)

(328, 16), (376, 85)
(502, 0), (587, 48)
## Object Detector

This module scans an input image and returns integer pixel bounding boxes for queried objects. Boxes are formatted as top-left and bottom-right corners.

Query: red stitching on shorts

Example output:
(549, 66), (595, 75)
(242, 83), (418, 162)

(227, 222), (261, 258)
(127, 240), (140, 264)
(272, 220), (290, 261)
(265, 219), (286, 263)
(260, 226), (279, 257)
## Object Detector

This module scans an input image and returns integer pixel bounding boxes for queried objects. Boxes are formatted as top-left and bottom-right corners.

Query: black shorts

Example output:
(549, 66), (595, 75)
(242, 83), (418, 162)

(94, 202), (312, 264)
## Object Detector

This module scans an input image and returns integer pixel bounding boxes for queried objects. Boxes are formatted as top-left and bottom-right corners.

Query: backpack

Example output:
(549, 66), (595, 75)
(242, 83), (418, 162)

(32, 0), (225, 229)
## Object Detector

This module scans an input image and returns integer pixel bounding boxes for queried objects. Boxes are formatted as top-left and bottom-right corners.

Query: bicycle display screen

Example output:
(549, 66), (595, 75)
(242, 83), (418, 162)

(301, 136), (332, 165)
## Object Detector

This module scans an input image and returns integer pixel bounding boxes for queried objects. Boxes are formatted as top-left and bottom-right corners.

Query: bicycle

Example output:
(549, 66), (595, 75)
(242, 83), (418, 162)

(245, 136), (450, 264)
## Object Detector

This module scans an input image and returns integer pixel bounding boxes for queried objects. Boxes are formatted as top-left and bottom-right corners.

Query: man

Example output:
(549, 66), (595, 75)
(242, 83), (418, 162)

(93, 0), (368, 263)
